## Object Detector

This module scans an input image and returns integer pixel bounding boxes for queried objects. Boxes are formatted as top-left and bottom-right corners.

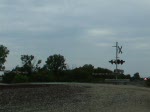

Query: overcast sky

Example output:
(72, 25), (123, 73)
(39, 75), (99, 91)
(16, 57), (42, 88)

(1, 0), (150, 77)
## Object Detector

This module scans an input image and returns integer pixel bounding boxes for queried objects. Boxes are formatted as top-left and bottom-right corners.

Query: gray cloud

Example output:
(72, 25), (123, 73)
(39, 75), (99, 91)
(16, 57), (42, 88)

(0, 0), (150, 76)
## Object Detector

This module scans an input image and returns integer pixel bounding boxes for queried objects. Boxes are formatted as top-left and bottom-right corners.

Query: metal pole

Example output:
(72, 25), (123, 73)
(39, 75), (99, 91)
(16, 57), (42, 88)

(116, 42), (118, 80)
(112, 42), (119, 80)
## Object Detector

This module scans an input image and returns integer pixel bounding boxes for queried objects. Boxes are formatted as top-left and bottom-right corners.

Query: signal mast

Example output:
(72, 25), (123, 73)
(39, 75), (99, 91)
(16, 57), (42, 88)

(109, 42), (125, 79)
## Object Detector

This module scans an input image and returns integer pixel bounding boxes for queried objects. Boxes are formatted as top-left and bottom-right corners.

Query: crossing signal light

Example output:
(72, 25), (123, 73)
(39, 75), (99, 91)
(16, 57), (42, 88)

(117, 59), (120, 64)
(120, 60), (125, 65)
(109, 59), (125, 65)
(109, 60), (114, 64)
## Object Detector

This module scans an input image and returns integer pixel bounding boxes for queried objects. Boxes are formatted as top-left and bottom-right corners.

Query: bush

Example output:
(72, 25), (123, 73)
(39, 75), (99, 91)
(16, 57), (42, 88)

(2, 72), (16, 83)
(59, 70), (106, 83)
(30, 72), (52, 82)
(145, 79), (150, 87)
(69, 70), (93, 82)
(13, 74), (29, 83)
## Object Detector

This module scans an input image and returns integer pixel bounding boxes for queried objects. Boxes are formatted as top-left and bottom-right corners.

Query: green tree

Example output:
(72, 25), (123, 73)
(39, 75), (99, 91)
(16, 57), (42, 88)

(0, 45), (9, 71)
(133, 72), (140, 80)
(45, 54), (66, 72)
(20, 55), (41, 74)
(82, 64), (94, 71)
(94, 67), (113, 73)
(74, 64), (94, 73)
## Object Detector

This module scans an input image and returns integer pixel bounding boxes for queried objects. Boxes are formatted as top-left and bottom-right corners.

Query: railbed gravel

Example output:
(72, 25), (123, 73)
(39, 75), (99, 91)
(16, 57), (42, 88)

(0, 83), (150, 112)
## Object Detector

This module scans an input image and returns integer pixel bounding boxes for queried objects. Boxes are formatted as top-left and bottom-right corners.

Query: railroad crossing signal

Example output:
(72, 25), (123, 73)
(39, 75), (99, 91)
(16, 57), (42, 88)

(118, 46), (123, 54)
(109, 42), (125, 79)
(109, 60), (114, 64)
(109, 59), (125, 65)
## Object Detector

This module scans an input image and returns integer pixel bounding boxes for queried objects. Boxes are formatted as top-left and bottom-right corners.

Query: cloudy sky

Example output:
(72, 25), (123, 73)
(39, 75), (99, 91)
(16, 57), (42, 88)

(0, 0), (150, 77)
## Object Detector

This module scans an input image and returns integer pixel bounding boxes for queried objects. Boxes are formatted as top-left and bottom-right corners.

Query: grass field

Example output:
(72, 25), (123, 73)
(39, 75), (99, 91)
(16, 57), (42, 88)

(0, 83), (150, 112)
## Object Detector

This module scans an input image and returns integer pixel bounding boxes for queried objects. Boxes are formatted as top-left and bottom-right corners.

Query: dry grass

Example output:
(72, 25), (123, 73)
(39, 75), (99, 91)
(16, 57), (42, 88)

(0, 83), (150, 112)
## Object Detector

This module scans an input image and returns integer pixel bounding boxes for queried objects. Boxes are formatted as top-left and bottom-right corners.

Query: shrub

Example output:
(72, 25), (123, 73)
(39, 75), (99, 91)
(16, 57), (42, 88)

(31, 73), (52, 82)
(2, 72), (16, 83)
(70, 70), (93, 82)
(145, 79), (150, 87)
(13, 74), (29, 83)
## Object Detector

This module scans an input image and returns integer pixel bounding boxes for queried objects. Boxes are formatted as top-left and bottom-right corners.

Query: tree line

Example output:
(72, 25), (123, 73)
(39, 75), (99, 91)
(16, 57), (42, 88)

(0, 44), (148, 84)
